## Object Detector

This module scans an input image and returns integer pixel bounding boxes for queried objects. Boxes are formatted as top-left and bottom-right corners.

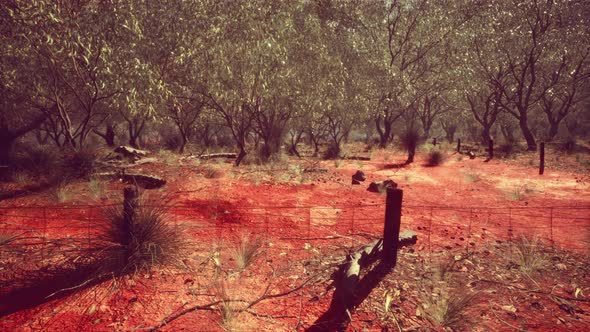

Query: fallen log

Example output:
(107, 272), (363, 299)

(193, 153), (237, 160)
(96, 172), (166, 189)
(303, 167), (328, 173)
(344, 156), (371, 161)
(114, 146), (149, 158)
(308, 230), (417, 331)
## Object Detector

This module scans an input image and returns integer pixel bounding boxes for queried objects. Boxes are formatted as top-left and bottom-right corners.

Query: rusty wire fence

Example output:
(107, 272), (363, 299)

(0, 201), (588, 263)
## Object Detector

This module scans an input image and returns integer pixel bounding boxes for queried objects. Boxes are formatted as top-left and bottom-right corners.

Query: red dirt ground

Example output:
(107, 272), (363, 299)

(1, 145), (589, 331)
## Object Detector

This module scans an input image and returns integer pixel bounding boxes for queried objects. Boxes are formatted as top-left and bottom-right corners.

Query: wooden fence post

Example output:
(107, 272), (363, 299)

(539, 142), (545, 175)
(457, 138), (461, 153)
(123, 186), (138, 245)
(383, 188), (402, 266)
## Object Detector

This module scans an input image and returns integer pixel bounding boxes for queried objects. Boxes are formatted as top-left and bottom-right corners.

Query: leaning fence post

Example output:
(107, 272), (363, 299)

(123, 186), (138, 245)
(539, 142), (545, 175)
(383, 188), (402, 265)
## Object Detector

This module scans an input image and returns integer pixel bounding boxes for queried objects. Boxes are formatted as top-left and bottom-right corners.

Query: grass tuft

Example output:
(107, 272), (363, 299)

(464, 173), (480, 183)
(234, 235), (263, 270)
(425, 151), (445, 166)
(88, 177), (106, 200)
(418, 257), (478, 329)
(512, 236), (547, 275)
(99, 197), (185, 275)
(52, 182), (71, 203)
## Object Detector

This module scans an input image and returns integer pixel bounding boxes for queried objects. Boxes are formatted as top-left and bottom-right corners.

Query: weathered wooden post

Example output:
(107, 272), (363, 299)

(432, 137), (437, 146)
(488, 139), (494, 160)
(383, 188), (402, 266)
(539, 142), (545, 175)
(123, 186), (138, 245)
(457, 138), (461, 153)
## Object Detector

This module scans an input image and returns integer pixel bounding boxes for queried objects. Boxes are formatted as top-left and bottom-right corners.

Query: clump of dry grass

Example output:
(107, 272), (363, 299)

(512, 235), (547, 275)
(234, 235), (263, 270)
(98, 196), (186, 275)
(418, 257), (478, 329)
(52, 182), (71, 202)
(425, 151), (445, 166)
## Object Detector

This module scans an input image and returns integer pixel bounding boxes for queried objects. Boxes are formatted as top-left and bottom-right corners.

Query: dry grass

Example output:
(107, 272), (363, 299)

(52, 182), (71, 203)
(464, 172), (481, 183)
(234, 235), (263, 270)
(512, 235), (547, 275)
(418, 257), (478, 330)
(98, 197), (186, 275)
(508, 184), (534, 201)
(88, 177), (106, 200)
(425, 151), (445, 166)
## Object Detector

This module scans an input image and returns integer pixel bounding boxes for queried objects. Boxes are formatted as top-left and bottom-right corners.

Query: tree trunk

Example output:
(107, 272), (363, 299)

(129, 135), (139, 149)
(547, 121), (559, 142)
(235, 147), (247, 166)
(105, 123), (116, 147)
(519, 118), (537, 151)
(179, 132), (188, 154)
(406, 147), (415, 164)
(481, 126), (492, 145)
(0, 136), (13, 166)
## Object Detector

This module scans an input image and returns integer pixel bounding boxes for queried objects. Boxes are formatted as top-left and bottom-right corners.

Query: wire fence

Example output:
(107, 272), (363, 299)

(1, 201), (588, 258)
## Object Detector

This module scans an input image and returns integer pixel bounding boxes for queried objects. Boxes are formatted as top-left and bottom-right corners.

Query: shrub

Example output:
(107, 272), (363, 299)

(426, 151), (444, 166)
(10, 144), (63, 179)
(99, 198), (185, 274)
(497, 143), (514, 158)
(561, 139), (576, 154)
(323, 143), (341, 160)
(163, 134), (183, 151)
(64, 147), (98, 180)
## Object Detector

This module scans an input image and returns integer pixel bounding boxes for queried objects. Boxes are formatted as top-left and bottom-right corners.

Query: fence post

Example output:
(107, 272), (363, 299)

(123, 186), (138, 245)
(457, 138), (461, 153)
(539, 142), (545, 175)
(383, 188), (402, 265)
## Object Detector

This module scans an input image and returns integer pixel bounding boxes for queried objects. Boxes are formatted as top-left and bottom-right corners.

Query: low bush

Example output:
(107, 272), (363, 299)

(99, 197), (185, 274)
(163, 134), (183, 152)
(323, 143), (341, 160)
(497, 143), (514, 158)
(64, 147), (98, 180)
(426, 151), (444, 166)
(9, 144), (62, 180)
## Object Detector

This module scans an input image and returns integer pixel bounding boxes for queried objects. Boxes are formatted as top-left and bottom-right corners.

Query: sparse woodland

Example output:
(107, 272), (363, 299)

(1, 1), (590, 331)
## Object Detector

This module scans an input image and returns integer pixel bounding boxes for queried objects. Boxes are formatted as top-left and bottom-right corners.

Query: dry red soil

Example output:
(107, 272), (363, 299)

(1, 146), (589, 331)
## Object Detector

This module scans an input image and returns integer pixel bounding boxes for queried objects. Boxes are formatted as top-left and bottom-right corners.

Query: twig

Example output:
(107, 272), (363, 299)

(489, 303), (529, 332)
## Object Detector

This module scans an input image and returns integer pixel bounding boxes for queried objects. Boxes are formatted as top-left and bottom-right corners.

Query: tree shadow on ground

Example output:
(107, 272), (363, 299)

(0, 250), (126, 317)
